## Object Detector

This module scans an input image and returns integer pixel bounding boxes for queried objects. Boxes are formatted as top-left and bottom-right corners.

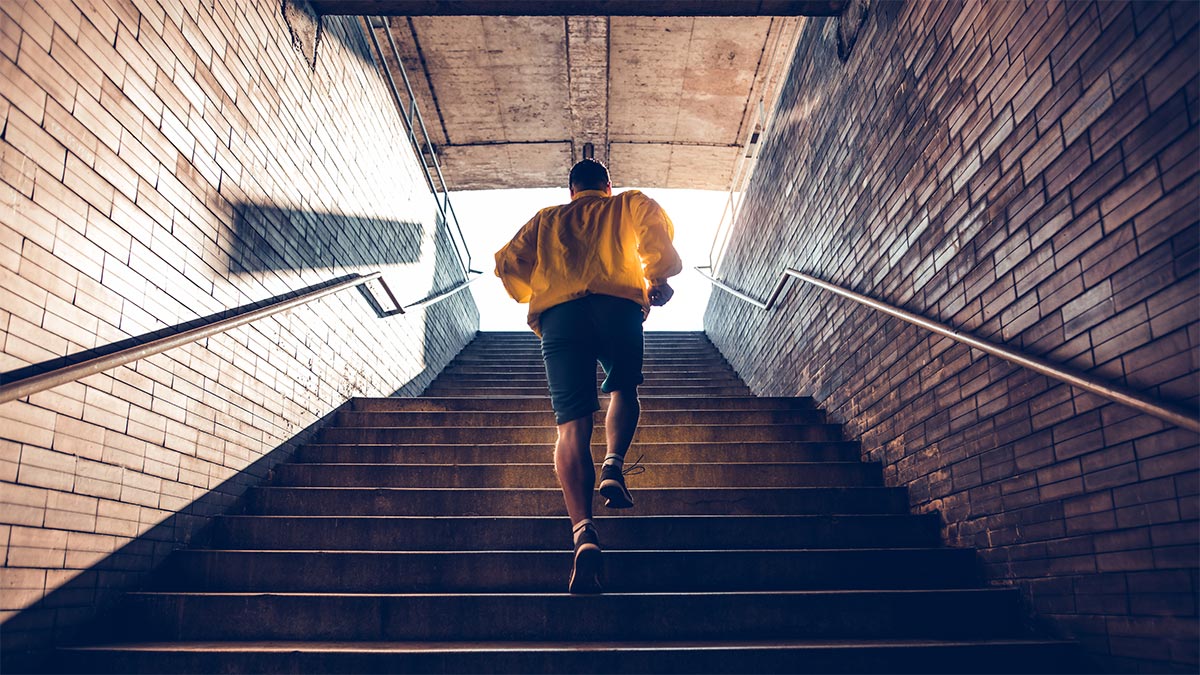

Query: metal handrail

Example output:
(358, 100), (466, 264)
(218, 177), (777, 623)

(696, 265), (1200, 433)
(362, 16), (476, 277)
(0, 273), (381, 406)
(403, 272), (485, 312)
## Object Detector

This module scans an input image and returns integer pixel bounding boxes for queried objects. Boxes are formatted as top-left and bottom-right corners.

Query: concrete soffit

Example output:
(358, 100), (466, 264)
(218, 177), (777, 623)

(371, 13), (807, 191)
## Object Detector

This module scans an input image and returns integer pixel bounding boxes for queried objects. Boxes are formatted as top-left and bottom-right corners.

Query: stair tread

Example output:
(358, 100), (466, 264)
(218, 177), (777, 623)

(58, 330), (1081, 671)
(128, 588), (1015, 598)
(63, 637), (1075, 652)
(184, 547), (956, 554)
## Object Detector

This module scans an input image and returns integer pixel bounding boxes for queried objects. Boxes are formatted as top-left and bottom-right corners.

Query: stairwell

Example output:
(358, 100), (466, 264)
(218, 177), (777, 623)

(57, 331), (1083, 673)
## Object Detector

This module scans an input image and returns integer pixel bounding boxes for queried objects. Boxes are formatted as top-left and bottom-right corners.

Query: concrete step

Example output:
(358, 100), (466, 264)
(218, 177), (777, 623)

(421, 385), (753, 397)
(351, 396), (816, 412)
(429, 374), (746, 385)
(55, 639), (1088, 674)
(439, 364), (739, 374)
(451, 355), (729, 365)
(157, 549), (981, 592)
(245, 487), (911, 516)
(111, 589), (1026, 641)
(296, 440), (861, 464)
(209, 514), (945, 551)
(335, 409), (826, 427)
(316, 423), (842, 445)
(456, 345), (720, 357)
(271, 462), (882, 488)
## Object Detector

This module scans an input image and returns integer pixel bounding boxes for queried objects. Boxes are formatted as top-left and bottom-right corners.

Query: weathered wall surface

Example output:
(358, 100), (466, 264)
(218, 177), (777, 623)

(0, 0), (478, 659)
(705, 1), (1197, 671)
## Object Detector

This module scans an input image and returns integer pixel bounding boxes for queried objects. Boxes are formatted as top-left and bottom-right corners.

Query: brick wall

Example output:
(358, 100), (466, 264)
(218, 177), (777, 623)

(0, 0), (478, 660)
(705, 1), (1197, 671)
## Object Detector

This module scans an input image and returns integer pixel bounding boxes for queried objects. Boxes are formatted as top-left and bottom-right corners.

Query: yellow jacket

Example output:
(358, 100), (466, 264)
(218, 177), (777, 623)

(495, 189), (683, 335)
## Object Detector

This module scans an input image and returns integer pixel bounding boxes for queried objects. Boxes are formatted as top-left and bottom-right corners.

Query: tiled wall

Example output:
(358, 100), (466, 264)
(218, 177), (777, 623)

(705, 1), (1197, 671)
(0, 0), (478, 658)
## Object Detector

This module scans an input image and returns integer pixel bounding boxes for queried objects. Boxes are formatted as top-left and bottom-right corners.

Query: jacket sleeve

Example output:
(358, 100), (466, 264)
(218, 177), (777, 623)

(634, 193), (684, 284)
(494, 215), (539, 303)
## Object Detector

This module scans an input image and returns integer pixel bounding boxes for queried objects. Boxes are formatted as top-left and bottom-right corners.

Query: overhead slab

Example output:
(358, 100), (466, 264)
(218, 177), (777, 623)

(369, 14), (804, 190)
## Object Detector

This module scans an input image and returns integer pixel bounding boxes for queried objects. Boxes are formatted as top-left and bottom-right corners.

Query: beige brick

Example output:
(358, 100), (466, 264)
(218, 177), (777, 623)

(82, 386), (131, 432)
(0, 54), (48, 124)
(16, 446), (75, 492)
(7, 524), (67, 568)
(27, 383), (86, 421)
(74, 275), (123, 327)
(119, 469), (160, 507)
(17, 257), (73, 312)
(0, 567), (46, 610)
(110, 381), (153, 416)
(0, 7), (19, 61)
(0, 135), (38, 198)
(65, 529), (114, 555)
(8, 313), (69, 356)
(95, 498), (138, 537)
(137, 504), (169, 531)
(19, 447), (80, 486)
(42, 1), (83, 41)
(177, 453), (208, 487)
(51, 220), (104, 281)
(20, 239), (80, 301)
(43, 293), (100, 348)
(0, 481), (48, 509)
(50, 28), (108, 104)
(0, 184), (58, 253)
(64, 155), (116, 220)
(0, 400), (56, 448)
(0, 438), (18, 482)
(4, 327), (62, 368)
(0, 283), (47, 329)
(111, 21), (157, 86)
(71, 88), (124, 157)
(15, 33), (76, 110)
(62, 544), (106, 570)
(73, 10), (123, 78)
(43, 505), (96, 532)
(73, 457), (122, 500)
(46, 490), (96, 516)
(99, 429), (143, 471)
(43, 100), (99, 172)
(93, 143), (138, 203)
(4, 107), (65, 180)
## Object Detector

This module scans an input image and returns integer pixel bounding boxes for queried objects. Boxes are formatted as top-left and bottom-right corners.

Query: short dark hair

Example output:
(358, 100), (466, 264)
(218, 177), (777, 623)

(569, 159), (610, 191)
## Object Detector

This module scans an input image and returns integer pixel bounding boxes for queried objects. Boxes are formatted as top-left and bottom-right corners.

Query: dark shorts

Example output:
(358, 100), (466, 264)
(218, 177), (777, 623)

(539, 294), (645, 424)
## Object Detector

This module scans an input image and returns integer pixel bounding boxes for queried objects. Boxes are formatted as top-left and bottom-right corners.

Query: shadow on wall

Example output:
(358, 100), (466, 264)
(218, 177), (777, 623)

(0, 405), (340, 673)
(231, 203), (425, 272)
(0, 201), (477, 671)
(394, 207), (480, 396)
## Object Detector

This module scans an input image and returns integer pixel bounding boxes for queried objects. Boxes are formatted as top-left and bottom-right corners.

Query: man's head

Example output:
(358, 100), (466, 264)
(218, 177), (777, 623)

(569, 159), (612, 196)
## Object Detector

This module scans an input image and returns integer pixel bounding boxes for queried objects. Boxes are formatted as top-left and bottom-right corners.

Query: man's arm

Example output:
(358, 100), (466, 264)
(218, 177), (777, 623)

(633, 193), (683, 305)
(494, 215), (539, 303)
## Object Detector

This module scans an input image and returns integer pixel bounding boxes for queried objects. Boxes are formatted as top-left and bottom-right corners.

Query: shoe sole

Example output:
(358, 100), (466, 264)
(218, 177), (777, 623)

(599, 478), (634, 509)
(568, 543), (602, 594)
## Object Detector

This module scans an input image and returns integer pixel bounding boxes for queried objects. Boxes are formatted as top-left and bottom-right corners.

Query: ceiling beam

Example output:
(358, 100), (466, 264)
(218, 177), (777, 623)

(313, 1), (845, 17)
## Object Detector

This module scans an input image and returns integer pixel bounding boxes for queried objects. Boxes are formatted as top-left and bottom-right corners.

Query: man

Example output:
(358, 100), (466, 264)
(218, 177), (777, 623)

(494, 159), (683, 594)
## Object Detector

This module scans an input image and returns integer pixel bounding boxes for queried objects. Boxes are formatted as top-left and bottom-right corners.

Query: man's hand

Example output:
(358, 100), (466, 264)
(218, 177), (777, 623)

(648, 282), (674, 306)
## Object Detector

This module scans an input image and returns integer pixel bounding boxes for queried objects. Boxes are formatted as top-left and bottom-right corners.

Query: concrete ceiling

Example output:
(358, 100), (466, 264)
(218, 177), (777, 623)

(369, 14), (804, 190)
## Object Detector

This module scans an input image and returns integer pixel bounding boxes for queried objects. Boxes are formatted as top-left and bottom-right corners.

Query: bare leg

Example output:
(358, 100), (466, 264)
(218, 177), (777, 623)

(598, 389), (640, 509)
(605, 389), (640, 461)
(554, 416), (596, 527)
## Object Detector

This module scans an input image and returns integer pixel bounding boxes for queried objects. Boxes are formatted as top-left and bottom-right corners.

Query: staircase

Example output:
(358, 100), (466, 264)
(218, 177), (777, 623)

(59, 331), (1082, 673)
